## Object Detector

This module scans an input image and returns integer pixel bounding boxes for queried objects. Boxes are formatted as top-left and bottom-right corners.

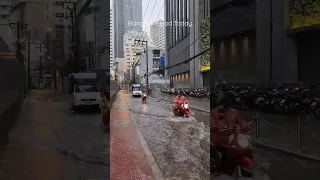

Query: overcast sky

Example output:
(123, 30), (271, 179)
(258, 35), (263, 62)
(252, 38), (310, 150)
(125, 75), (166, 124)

(111, 0), (165, 35)
(142, 0), (165, 34)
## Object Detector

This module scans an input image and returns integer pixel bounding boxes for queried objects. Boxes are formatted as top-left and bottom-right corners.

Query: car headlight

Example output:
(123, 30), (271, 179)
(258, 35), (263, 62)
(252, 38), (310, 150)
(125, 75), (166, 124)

(237, 134), (249, 148)
(184, 104), (189, 109)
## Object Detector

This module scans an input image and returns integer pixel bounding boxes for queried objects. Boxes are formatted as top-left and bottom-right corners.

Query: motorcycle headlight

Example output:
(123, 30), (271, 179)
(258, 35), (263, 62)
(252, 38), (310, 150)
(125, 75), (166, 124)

(184, 104), (189, 109)
(237, 134), (249, 148)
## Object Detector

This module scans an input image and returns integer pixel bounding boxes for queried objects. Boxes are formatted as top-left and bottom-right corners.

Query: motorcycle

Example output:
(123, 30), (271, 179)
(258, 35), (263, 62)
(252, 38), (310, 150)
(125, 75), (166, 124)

(173, 100), (190, 117)
(142, 93), (147, 103)
(212, 127), (253, 179)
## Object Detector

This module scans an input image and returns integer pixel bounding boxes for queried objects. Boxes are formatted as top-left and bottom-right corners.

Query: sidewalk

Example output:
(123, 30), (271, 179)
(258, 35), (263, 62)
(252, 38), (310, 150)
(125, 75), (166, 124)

(110, 91), (161, 179)
(152, 92), (210, 112)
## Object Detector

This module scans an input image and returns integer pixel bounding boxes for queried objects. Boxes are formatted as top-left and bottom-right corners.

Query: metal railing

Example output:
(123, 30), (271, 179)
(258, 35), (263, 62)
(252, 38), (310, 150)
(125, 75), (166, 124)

(153, 90), (320, 156)
(252, 112), (320, 156)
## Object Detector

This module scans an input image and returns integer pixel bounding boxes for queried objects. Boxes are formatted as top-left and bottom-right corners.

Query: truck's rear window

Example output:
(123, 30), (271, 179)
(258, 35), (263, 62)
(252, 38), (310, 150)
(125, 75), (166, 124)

(75, 84), (99, 92)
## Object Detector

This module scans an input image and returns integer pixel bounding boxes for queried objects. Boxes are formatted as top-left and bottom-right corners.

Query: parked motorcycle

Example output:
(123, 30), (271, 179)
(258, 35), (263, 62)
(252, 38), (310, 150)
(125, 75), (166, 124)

(173, 100), (190, 117)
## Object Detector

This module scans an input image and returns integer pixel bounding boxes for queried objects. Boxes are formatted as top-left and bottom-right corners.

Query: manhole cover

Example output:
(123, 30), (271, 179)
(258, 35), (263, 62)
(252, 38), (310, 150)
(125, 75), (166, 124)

(113, 120), (134, 127)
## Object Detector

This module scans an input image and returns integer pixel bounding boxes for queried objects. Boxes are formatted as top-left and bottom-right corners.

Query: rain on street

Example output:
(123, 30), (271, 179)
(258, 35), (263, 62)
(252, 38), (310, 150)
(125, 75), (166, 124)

(119, 90), (211, 179)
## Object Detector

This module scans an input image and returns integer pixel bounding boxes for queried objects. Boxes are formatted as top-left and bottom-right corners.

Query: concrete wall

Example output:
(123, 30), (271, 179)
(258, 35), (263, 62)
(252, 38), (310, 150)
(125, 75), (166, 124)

(211, 0), (299, 84)
(211, 0), (256, 38)
(256, 0), (298, 83)
(0, 36), (25, 147)
(189, 0), (203, 88)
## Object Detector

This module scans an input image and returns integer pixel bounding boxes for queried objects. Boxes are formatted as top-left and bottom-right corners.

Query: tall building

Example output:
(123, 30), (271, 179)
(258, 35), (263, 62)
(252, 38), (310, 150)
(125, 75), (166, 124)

(165, 0), (210, 88)
(211, 0), (320, 84)
(110, 8), (114, 68)
(113, 0), (142, 58)
(150, 19), (165, 49)
(123, 30), (150, 69)
(133, 47), (169, 89)
(0, 0), (11, 18)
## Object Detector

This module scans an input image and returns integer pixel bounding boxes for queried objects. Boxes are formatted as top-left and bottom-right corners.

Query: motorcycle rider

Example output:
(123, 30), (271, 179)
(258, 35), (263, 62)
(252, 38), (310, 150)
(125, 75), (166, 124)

(173, 91), (187, 111)
(211, 92), (249, 175)
(141, 90), (147, 100)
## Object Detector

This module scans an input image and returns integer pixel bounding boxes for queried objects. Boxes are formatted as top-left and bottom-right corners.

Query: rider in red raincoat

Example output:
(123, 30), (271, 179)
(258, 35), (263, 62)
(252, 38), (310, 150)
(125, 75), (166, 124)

(211, 92), (248, 174)
(173, 91), (187, 108)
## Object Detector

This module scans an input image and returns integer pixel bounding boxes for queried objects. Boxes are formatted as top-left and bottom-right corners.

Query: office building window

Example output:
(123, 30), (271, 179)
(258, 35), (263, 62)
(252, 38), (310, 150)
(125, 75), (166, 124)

(172, 0), (175, 46)
(187, 0), (190, 35)
(53, 1), (64, 6)
(177, 0), (180, 42)
(182, 0), (185, 38)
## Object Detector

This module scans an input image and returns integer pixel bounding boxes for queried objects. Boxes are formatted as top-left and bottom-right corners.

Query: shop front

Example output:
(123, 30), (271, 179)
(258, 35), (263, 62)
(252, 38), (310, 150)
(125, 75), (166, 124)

(170, 72), (190, 88)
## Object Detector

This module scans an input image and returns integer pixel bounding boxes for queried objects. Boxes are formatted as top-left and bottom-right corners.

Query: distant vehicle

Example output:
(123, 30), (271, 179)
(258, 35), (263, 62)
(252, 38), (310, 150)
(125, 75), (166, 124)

(68, 73), (102, 111)
(132, 84), (142, 97)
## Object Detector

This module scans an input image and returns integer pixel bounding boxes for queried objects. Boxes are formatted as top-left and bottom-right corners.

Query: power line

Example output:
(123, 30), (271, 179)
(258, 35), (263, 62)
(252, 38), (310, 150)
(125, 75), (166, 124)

(212, 0), (293, 23)
(148, 48), (210, 76)
(148, 1), (210, 73)
(144, 0), (158, 32)
(142, 0), (151, 23)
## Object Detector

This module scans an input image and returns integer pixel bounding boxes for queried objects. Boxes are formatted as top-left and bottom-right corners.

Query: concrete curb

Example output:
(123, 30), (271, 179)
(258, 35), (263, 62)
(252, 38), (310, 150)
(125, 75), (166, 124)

(253, 141), (320, 162)
(134, 120), (164, 180)
(152, 97), (210, 113)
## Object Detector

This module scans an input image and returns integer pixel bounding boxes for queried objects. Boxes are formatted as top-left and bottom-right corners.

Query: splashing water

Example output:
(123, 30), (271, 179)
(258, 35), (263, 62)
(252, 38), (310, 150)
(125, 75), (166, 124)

(167, 115), (196, 122)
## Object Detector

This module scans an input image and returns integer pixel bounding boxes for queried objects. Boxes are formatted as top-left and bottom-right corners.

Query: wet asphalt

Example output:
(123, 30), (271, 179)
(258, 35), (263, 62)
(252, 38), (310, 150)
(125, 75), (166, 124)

(1, 90), (320, 180)
(124, 93), (211, 180)
(0, 90), (109, 180)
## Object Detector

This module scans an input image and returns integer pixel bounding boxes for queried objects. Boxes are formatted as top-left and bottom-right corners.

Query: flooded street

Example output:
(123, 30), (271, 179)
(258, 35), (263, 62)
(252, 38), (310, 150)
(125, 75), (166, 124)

(123, 91), (210, 179)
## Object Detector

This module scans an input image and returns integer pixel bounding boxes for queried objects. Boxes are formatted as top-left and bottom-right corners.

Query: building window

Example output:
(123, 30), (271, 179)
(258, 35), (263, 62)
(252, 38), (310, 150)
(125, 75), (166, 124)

(53, 13), (64, 18)
(187, 0), (190, 35)
(177, 0), (180, 42)
(53, 1), (64, 6)
(153, 59), (160, 68)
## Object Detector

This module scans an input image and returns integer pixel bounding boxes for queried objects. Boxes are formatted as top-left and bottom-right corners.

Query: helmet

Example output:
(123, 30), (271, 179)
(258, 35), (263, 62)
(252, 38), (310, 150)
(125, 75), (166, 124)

(178, 91), (184, 96)
(213, 91), (236, 108)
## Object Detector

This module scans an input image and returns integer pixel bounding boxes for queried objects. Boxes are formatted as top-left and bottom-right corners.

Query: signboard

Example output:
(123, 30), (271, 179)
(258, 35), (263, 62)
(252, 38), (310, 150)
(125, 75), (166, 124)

(160, 56), (165, 66)
(0, 52), (15, 59)
(291, 0), (320, 29)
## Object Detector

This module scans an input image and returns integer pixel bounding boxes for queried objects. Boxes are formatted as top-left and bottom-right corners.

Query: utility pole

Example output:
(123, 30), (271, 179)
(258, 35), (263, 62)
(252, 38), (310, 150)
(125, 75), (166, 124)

(9, 20), (28, 64)
(93, 0), (97, 68)
(36, 43), (44, 88)
(27, 30), (31, 88)
(64, 0), (77, 72)
(52, 39), (57, 90)
(134, 39), (149, 91)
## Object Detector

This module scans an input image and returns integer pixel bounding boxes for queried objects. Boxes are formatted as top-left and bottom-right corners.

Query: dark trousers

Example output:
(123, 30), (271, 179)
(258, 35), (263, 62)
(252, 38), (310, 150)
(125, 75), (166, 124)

(211, 146), (229, 174)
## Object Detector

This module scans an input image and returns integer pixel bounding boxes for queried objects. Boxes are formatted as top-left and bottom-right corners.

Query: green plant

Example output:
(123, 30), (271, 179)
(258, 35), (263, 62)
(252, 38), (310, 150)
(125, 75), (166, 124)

(200, 16), (210, 71)
(291, 0), (320, 29)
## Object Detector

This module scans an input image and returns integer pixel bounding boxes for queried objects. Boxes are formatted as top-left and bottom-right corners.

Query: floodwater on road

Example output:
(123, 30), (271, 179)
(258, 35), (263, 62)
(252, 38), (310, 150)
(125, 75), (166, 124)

(123, 93), (211, 180)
